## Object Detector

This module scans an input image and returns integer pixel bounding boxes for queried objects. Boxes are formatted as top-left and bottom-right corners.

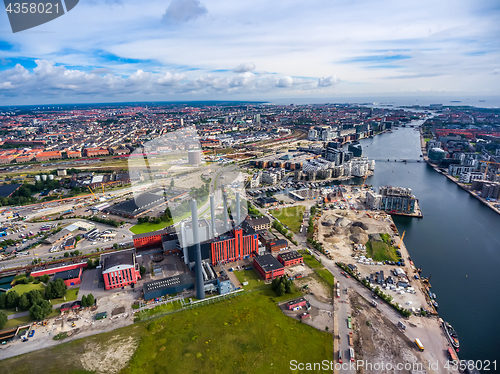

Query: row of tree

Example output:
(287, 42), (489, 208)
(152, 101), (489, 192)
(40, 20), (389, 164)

(271, 276), (295, 296)
(81, 293), (95, 307)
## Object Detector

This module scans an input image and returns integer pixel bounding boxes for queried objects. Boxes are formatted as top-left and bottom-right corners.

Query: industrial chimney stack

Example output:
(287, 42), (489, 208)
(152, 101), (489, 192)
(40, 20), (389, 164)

(191, 199), (205, 300)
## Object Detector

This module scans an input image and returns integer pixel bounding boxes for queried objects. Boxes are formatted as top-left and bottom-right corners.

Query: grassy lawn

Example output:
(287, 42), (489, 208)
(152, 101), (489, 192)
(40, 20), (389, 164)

(366, 240), (399, 262)
(300, 250), (323, 269)
(134, 301), (183, 322)
(50, 288), (79, 306)
(271, 205), (305, 233)
(3, 315), (31, 330)
(233, 269), (267, 291)
(9, 282), (45, 296)
(315, 268), (335, 287)
(0, 288), (332, 374)
(130, 220), (174, 235)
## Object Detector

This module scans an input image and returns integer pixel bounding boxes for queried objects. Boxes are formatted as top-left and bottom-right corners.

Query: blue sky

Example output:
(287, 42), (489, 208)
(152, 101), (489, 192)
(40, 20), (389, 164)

(0, 0), (499, 104)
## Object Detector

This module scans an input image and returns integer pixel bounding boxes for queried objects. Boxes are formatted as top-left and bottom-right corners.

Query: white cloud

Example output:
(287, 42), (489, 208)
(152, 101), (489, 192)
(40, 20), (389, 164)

(233, 62), (255, 73)
(162, 0), (207, 24)
(276, 76), (293, 88)
(318, 75), (339, 87)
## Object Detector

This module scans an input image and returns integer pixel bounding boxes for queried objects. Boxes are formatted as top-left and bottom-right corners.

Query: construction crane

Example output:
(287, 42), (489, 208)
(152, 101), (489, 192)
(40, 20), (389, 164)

(397, 230), (406, 248)
(479, 160), (500, 180)
(87, 186), (98, 201)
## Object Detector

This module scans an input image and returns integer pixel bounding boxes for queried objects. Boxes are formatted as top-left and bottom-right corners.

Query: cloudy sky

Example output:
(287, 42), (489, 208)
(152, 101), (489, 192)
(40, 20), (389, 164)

(0, 0), (499, 104)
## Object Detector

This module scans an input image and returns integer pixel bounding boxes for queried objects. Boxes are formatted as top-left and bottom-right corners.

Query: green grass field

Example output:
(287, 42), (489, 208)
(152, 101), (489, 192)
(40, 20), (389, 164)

(50, 288), (79, 306)
(300, 251), (323, 269)
(315, 268), (335, 287)
(3, 315), (31, 330)
(0, 289), (332, 374)
(366, 240), (399, 262)
(130, 220), (174, 235)
(9, 283), (45, 296)
(233, 269), (267, 291)
(271, 206), (305, 233)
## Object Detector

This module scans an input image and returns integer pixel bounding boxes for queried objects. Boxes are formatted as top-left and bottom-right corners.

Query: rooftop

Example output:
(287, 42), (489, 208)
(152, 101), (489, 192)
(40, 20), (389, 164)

(143, 273), (193, 292)
(101, 249), (136, 272)
(254, 254), (284, 273)
(278, 251), (302, 262)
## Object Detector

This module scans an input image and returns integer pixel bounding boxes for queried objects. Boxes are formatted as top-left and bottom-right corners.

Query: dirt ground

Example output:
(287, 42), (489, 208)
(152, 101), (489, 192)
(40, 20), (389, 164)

(80, 335), (138, 374)
(0, 291), (137, 361)
(279, 300), (333, 334)
(295, 273), (332, 304)
(317, 190), (434, 314)
(349, 292), (426, 374)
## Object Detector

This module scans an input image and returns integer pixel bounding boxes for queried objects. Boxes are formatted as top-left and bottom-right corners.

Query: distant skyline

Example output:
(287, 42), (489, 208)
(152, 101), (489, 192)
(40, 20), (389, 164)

(0, 0), (499, 104)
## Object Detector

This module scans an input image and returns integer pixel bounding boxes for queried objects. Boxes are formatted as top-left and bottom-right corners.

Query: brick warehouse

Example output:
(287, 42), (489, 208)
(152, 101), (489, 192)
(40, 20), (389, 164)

(253, 254), (284, 280)
(100, 249), (141, 290)
(278, 251), (303, 267)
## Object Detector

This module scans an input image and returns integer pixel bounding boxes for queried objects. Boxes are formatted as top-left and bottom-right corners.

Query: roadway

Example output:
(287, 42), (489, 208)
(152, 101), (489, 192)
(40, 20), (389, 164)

(317, 253), (457, 374)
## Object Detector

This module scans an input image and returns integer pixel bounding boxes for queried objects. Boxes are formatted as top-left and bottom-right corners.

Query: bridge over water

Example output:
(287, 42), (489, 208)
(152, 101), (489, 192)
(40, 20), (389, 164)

(372, 158), (424, 163)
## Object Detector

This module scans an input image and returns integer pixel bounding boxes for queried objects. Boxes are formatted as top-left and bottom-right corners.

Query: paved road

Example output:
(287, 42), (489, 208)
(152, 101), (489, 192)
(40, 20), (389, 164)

(335, 280), (355, 374)
(317, 253), (457, 374)
(303, 294), (333, 311)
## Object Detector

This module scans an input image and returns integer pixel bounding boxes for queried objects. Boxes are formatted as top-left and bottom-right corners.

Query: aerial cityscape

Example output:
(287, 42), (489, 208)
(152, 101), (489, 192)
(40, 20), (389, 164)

(0, 1), (499, 374)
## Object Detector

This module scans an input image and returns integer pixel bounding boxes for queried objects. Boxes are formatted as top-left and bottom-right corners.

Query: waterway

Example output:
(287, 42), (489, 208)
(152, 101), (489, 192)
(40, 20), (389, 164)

(356, 126), (500, 369)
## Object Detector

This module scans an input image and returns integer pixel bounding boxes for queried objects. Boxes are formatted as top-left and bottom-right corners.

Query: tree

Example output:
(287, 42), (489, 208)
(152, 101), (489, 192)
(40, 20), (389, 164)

(40, 274), (50, 283)
(81, 294), (88, 307)
(64, 252), (69, 258)
(86, 293), (95, 306)
(285, 279), (293, 294)
(271, 277), (280, 291)
(276, 282), (285, 296)
(87, 258), (94, 269)
(19, 294), (30, 311)
(27, 289), (44, 307)
(0, 311), (7, 330)
(113, 243), (118, 249)
(140, 266), (146, 276)
(45, 279), (67, 299)
(6, 290), (19, 309)
(0, 292), (6, 309)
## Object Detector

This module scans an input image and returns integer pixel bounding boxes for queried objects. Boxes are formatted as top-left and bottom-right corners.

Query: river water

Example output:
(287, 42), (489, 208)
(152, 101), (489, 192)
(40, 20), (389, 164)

(356, 126), (500, 369)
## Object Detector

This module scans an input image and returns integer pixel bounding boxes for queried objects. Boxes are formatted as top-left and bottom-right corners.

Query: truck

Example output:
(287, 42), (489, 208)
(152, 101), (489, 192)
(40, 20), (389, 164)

(348, 332), (354, 346)
(347, 316), (352, 329)
(415, 338), (424, 351)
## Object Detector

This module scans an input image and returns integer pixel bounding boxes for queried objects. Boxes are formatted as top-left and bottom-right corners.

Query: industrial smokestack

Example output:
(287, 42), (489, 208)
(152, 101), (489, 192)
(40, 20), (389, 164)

(236, 192), (241, 227)
(210, 194), (216, 238)
(222, 191), (231, 232)
(191, 199), (205, 300)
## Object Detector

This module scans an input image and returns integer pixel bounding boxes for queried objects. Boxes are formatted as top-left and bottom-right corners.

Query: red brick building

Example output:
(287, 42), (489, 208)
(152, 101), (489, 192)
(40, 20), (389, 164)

(66, 151), (82, 158)
(278, 251), (303, 267)
(35, 151), (62, 162)
(133, 229), (170, 248)
(101, 249), (141, 290)
(253, 254), (284, 280)
(210, 228), (259, 265)
(286, 297), (307, 310)
(30, 262), (87, 277)
(84, 148), (109, 157)
(53, 267), (83, 287)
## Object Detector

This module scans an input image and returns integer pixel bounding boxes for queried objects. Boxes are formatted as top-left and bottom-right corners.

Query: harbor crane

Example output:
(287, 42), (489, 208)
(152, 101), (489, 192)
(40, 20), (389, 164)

(87, 186), (98, 201)
(479, 160), (500, 180)
(397, 230), (406, 248)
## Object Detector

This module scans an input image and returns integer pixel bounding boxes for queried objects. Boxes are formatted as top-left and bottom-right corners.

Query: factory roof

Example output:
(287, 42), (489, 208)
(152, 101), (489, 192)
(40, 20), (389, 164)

(107, 192), (164, 215)
(52, 268), (82, 281)
(143, 273), (193, 293)
(101, 249), (136, 273)
(278, 251), (302, 262)
(254, 254), (284, 273)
